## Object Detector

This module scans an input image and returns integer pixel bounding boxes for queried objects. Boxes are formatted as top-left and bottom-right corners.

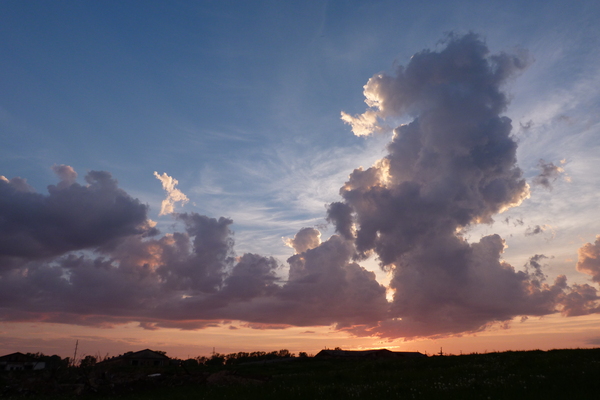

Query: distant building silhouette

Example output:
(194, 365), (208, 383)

(0, 352), (46, 371)
(97, 349), (170, 367)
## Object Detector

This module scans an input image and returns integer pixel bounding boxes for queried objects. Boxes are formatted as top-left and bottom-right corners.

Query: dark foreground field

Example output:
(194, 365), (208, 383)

(3, 348), (600, 399)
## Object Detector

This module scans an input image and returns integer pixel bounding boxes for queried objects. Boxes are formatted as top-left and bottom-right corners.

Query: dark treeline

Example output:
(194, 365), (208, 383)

(186, 349), (309, 367)
(20, 349), (309, 368)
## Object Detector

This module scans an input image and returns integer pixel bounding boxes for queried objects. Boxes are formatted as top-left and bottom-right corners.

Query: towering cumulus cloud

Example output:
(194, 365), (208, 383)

(1, 33), (599, 338)
(332, 33), (598, 338)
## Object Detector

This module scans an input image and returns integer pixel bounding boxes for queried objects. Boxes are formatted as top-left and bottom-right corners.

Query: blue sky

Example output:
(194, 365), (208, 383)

(1, 0), (600, 357)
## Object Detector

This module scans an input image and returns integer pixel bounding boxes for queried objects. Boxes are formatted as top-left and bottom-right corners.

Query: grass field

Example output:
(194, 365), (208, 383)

(3, 348), (600, 399)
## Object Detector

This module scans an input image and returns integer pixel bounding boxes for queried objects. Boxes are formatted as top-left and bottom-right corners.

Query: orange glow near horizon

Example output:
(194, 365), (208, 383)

(2, 313), (599, 360)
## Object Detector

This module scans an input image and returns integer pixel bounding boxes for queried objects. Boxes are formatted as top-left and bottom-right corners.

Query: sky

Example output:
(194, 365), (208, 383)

(1, 0), (600, 360)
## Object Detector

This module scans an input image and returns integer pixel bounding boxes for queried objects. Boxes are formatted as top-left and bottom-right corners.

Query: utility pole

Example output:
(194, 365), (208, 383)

(73, 340), (79, 366)
(439, 347), (443, 356)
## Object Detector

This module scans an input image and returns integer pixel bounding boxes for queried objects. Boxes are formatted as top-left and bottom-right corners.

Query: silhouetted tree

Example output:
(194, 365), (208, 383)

(80, 355), (97, 368)
(206, 353), (225, 366)
(182, 358), (199, 367)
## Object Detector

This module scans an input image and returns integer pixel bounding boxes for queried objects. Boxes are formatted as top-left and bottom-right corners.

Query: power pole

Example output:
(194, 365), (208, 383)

(73, 340), (79, 366)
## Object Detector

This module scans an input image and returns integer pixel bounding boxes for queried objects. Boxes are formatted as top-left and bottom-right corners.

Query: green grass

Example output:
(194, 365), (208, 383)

(4, 348), (600, 399)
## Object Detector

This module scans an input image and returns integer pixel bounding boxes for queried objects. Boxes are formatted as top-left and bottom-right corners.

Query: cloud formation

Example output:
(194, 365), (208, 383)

(154, 172), (189, 215)
(0, 201), (387, 329)
(1, 33), (599, 340)
(331, 33), (597, 338)
(533, 159), (565, 189)
(577, 236), (600, 283)
(284, 227), (321, 254)
(0, 168), (151, 263)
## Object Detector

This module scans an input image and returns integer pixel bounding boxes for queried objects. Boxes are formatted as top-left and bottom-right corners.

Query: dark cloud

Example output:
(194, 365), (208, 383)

(525, 225), (546, 236)
(0, 170), (388, 329)
(524, 254), (548, 282)
(533, 159), (564, 189)
(332, 33), (597, 338)
(0, 169), (151, 263)
(0, 176), (35, 193)
(559, 280), (600, 317)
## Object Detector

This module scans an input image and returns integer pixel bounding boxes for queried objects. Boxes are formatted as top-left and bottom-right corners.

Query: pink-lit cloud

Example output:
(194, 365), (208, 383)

(154, 171), (189, 215)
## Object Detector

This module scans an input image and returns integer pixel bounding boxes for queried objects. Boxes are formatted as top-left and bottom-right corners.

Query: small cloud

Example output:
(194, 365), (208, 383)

(525, 224), (556, 240)
(533, 159), (565, 190)
(283, 227), (321, 254)
(340, 109), (384, 137)
(525, 225), (545, 236)
(154, 172), (189, 215)
(586, 337), (600, 345)
(519, 120), (534, 131)
(556, 114), (573, 124)
(524, 254), (549, 282)
(139, 322), (159, 331)
(514, 218), (524, 226)
(240, 323), (291, 330)
(504, 216), (525, 227)
(51, 164), (78, 189)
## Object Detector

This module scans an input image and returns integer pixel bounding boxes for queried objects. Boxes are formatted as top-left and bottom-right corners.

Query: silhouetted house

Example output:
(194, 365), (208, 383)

(0, 352), (46, 371)
(315, 349), (426, 359)
(98, 349), (170, 367)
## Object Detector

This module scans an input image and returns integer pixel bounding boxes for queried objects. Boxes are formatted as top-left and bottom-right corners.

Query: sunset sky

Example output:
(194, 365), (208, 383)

(2, 0), (600, 360)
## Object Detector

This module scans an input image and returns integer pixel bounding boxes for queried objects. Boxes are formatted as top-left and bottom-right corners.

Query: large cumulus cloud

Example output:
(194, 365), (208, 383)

(331, 33), (599, 338)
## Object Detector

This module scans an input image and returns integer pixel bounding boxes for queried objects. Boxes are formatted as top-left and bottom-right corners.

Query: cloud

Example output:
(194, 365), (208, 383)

(51, 164), (78, 189)
(0, 167), (151, 264)
(284, 227), (321, 254)
(0, 216), (388, 329)
(586, 337), (600, 346)
(524, 224), (554, 238)
(327, 32), (596, 339)
(0, 176), (35, 193)
(532, 159), (565, 189)
(524, 254), (548, 282)
(1, 33), (599, 340)
(154, 172), (189, 215)
(341, 32), (531, 138)
(577, 236), (600, 283)
(341, 109), (385, 137)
